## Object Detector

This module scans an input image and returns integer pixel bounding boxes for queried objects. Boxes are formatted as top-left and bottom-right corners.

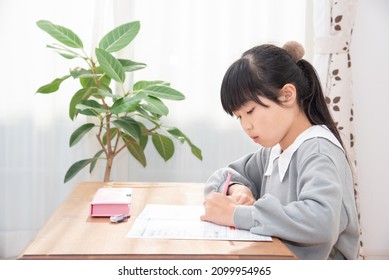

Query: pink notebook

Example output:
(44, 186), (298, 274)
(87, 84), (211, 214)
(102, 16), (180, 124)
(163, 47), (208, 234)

(90, 187), (132, 217)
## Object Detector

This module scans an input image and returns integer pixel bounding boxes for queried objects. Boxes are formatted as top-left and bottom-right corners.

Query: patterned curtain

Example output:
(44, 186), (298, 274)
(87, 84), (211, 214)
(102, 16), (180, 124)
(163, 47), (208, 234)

(313, 0), (364, 258)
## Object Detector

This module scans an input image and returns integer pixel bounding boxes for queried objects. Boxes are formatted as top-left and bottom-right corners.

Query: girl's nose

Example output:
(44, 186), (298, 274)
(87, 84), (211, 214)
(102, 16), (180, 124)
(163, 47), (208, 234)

(240, 118), (253, 132)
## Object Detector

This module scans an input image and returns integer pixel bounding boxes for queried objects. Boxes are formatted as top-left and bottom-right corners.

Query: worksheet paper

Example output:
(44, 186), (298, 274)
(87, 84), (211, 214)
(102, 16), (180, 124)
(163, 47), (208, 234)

(127, 204), (272, 241)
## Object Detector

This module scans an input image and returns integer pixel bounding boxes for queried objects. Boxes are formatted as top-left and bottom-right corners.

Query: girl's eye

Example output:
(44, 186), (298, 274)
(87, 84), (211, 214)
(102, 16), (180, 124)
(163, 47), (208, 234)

(247, 108), (254, 114)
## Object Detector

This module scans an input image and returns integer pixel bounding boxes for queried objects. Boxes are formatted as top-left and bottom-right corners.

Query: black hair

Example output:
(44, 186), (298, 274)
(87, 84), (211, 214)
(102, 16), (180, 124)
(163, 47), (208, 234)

(220, 44), (344, 148)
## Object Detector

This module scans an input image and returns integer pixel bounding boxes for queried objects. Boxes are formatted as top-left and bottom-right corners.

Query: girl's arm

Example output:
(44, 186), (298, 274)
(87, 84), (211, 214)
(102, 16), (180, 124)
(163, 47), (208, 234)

(201, 185), (256, 226)
(201, 148), (269, 226)
(227, 184), (256, 205)
(204, 148), (269, 198)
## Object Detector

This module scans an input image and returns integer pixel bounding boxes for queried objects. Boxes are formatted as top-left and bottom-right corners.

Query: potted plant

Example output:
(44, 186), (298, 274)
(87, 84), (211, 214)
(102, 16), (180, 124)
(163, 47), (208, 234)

(36, 20), (202, 183)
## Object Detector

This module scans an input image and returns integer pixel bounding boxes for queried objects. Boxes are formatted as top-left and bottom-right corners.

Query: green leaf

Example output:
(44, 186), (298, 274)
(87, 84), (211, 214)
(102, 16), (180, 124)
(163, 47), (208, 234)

(76, 99), (106, 114)
(99, 21), (140, 53)
(47, 44), (81, 59)
(112, 118), (141, 143)
(89, 150), (104, 174)
(36, 20), (83, 49)
(53, 50), (80, 59)
(110, 93), (145, 114)
(78, 109), (100, 117)
(119, 59), (147, 72)
(190, 144), (203, 160)
(167, 127), (186, 143)
(69, 88), (97, 120)
(133, 80), (169, 91)
(69, 89), (86, 120)
(103, 128), (118, 145)
(79, 67), (111, 89)
(58, 53), (79, 59)
(141, 85), (185, 101)
(95, 48), (125, 83)
(96, 89), (116, 99)
(167, 128), (203, 160)
(122, 134), (147, 167)
(141, 96), (169, 116)
(64, 158), (95, 183)
(152, 134), (174, 161)
(69, 123), (95, 147)
(36, 75), (71, 94)
(70, 68), (100, 79)
(138, 122), (149, 150)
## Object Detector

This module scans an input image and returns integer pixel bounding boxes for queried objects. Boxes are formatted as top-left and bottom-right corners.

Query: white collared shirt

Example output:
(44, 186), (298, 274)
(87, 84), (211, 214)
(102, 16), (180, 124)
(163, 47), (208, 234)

(264, 125), (344, 182)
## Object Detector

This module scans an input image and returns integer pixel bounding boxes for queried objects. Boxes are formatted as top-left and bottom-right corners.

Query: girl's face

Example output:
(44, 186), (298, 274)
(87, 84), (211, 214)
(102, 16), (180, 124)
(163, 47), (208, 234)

(233, 93), (309, 150)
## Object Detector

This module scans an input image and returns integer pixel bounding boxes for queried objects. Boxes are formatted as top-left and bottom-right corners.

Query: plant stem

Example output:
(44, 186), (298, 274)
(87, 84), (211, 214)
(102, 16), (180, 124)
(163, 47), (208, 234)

(103, 113), (113, 182)
(104, 155), (114, 182)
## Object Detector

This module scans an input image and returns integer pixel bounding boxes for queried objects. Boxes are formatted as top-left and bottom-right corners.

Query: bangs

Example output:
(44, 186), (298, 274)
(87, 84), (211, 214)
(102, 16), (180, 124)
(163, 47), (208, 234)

(220, 57), (267, 115)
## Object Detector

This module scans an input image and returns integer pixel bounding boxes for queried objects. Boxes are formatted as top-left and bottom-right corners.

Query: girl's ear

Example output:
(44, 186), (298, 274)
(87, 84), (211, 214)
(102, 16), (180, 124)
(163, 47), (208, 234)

(278, 83), (297, 107)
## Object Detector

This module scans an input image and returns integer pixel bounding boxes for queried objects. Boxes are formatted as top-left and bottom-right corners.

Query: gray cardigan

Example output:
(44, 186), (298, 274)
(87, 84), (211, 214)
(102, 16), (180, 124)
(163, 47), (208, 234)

(205, 127), (360, 260)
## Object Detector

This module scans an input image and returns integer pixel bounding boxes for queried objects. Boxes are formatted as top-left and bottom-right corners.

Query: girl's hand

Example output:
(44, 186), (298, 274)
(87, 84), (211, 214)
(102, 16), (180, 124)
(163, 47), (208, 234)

(200, 193), (236, 226)
(227, 184), (256, 205)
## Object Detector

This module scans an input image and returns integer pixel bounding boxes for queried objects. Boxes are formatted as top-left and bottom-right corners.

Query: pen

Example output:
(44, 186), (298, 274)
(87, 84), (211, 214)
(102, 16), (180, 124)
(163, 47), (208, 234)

(223, 172), (235, 230)
(223, 172), (232, 195)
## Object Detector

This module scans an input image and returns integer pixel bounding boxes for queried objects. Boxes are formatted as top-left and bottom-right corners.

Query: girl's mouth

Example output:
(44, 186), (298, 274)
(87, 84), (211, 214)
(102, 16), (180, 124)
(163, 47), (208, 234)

(251, 136), (260, 143)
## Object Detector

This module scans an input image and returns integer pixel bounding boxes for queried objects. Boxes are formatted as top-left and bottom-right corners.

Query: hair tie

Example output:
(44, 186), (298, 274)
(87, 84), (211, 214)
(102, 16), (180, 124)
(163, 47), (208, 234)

(283, 41), (305, 62)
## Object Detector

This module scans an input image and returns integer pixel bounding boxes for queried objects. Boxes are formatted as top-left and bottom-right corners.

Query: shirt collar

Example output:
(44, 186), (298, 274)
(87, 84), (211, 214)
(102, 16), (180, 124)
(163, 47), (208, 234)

(264, 125), (344, 182)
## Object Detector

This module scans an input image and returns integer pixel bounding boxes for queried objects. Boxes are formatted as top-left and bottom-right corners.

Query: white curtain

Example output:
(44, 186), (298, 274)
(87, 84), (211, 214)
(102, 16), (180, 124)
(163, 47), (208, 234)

(126, 0), (308, 182)
(313, 0), (363, 257)
(0, 0), (307, 259)
(0, 0), (104, 259)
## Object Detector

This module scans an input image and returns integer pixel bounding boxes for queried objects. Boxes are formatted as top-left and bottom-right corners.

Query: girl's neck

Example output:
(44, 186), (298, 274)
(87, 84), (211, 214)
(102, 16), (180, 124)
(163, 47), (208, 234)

(279, 112), (312, 151)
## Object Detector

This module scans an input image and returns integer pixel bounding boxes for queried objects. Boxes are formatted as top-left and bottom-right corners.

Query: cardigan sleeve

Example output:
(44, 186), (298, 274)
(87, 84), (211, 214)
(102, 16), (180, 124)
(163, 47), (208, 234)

(204, 148), (270, 198)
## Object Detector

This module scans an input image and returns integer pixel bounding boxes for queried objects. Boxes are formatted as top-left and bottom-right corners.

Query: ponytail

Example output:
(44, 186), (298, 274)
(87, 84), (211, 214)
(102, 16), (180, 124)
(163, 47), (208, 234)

(297, 59), (345, 149)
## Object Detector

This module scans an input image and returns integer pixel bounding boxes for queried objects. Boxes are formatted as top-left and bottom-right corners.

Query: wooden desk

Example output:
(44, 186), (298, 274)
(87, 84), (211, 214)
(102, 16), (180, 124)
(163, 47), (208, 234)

(19, 182), (297, 260)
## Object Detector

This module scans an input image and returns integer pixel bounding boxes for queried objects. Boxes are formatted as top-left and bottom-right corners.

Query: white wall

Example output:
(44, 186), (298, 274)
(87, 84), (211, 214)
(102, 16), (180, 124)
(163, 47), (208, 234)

(352, 0), (389, 259)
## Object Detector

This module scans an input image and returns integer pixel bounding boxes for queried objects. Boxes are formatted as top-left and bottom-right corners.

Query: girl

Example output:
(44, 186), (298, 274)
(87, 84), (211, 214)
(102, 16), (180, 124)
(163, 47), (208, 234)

(200, 42), (360, 260)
